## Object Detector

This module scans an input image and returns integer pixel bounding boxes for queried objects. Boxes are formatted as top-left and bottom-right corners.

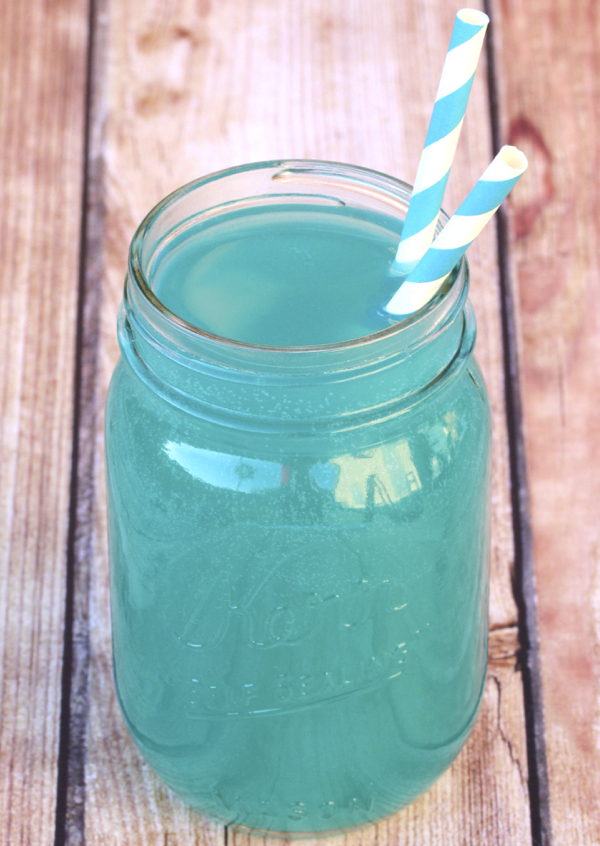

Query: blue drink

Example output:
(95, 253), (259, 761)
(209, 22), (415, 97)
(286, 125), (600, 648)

(151, 204), (401, 345)
(106, 161), (491, 835)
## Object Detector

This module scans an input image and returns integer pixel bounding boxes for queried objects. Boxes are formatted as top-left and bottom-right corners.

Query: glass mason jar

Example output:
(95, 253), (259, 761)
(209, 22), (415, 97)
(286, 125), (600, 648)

(105, 161), (491, 836)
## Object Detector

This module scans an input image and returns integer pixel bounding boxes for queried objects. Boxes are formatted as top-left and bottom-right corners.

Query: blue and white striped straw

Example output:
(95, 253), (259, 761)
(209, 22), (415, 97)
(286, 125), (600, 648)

(386, 146), (528, 316)
(392, 9), (489, 276)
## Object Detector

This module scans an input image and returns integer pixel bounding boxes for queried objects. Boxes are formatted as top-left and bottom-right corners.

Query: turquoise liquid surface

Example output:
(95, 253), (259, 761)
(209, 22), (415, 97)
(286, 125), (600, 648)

(106, 203), (491, 835)
(152, 206), (401, 345)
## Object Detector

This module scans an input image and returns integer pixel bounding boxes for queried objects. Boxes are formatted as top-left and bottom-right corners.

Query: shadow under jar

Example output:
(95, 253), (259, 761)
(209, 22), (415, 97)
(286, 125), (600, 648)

(105, 160), (491, 836)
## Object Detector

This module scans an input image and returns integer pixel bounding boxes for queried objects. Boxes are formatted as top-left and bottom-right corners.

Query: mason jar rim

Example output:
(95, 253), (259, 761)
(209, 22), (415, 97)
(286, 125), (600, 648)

(127, 158), (469, 360)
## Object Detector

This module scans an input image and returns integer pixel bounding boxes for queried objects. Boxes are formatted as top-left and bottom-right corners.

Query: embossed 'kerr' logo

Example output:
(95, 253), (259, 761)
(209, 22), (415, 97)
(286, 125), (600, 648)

(169, 539), (409, 652)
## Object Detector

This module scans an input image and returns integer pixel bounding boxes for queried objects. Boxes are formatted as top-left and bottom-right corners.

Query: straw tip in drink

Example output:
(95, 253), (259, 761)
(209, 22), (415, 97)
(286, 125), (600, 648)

(500, 145), (529, 173)
(457, 9), (489, 26)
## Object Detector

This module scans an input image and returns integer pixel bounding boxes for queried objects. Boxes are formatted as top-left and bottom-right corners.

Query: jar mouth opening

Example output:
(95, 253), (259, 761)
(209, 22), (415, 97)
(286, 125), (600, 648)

(128, 159), (468, 357)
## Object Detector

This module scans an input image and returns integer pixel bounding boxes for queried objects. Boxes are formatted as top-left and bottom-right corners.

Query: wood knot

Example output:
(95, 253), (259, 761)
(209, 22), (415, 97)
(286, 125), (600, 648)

(508, 115), (554, 239)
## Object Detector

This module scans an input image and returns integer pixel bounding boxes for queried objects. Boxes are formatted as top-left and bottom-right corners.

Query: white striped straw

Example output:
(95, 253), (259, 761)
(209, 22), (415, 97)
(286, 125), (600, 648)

(392, 9), (489, 276)
(386, 146), (528, 316)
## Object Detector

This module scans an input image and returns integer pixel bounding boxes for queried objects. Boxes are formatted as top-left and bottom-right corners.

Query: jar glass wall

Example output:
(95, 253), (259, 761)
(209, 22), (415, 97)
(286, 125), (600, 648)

(105, 161), (491, 836)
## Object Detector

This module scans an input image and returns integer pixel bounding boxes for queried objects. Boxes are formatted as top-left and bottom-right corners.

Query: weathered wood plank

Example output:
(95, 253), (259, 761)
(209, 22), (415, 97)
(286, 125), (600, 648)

(0, 0), (88, 843)
(83, 0), (531, 841)
(491, 0), (600, 842)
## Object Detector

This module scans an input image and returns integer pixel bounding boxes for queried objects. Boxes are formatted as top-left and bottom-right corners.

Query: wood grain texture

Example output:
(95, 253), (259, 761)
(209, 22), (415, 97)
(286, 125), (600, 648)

(491, 0), (600, 842)
(0, 0), (88, 843)
(82, 0), (531, 841)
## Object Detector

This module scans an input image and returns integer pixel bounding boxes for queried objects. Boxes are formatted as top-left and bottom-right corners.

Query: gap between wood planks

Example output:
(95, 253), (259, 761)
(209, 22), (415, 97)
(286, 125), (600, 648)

(483, 3), (551, 845)
(54, 0), (106, 843)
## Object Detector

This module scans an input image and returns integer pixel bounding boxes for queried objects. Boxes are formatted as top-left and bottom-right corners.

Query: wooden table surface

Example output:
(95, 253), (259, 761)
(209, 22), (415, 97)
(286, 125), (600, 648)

(1, 0), (597, 843)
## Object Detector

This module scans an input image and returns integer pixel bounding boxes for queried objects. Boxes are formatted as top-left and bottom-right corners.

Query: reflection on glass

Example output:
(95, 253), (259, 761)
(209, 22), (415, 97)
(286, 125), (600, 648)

(329, 441), (421, 509)
(164, 440), (429, 511)
(164, 441), (284, 493)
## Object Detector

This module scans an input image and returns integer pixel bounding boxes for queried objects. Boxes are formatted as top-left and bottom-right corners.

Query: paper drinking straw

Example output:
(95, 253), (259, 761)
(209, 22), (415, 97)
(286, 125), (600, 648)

(386, 146), (528, 316)
(392, 9), (489, 276)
